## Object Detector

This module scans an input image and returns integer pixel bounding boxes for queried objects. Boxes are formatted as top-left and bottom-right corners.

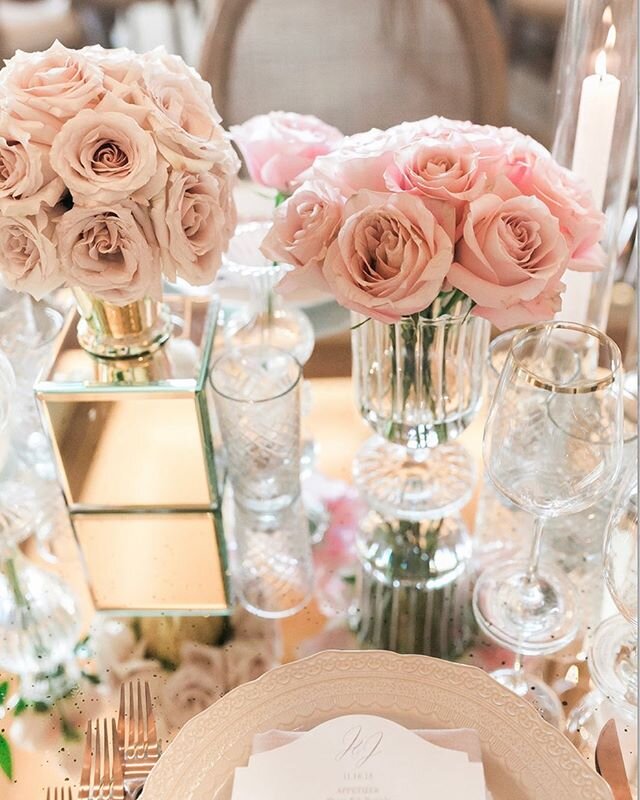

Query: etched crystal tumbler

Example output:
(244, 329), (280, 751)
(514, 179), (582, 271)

(210, 346), (313, 617)
(210, 346), (302, 512)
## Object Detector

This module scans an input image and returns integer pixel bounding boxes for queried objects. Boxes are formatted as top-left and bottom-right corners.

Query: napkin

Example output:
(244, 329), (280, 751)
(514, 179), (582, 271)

(251, 727), (492, 799)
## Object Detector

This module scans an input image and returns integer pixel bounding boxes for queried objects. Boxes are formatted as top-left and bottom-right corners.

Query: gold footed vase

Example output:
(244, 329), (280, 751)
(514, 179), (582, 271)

(72, 289), (173, 360)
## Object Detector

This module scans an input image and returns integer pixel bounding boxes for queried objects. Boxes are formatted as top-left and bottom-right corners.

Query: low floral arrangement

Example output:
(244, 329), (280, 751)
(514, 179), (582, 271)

(0, 41), (238, 304)
(260, 117), (605, 329)
(91, 608), (281, 737)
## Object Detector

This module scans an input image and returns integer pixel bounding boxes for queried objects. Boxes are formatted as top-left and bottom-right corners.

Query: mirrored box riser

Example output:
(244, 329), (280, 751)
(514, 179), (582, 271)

(35, 294), (231, 616)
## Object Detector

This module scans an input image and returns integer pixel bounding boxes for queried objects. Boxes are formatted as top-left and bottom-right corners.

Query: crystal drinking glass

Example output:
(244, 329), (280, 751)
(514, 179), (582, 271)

(210, 345), (313, 617)
(590, 465), (638, 707)
(230, 496), (314, 618)
(473, 322), (624, 721)
(566, 466), (638, 794)
(210, 346), (302, 513)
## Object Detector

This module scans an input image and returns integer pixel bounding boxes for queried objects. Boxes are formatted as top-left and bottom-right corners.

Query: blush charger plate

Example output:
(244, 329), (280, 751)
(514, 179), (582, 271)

(144, 650), (612, 800)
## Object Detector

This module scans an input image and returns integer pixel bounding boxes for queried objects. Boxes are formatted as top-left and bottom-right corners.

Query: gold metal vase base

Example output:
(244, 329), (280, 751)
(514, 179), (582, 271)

(72, 290), (172, 359)
(36, 294), (231, 616)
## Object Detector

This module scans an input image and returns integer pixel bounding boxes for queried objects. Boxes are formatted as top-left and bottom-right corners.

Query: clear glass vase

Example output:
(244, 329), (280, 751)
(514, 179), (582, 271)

(352, 298), (489, 520)
(353, 511), (474, 658)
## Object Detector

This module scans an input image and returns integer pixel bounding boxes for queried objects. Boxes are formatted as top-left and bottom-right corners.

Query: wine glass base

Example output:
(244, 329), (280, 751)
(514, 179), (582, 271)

(473, 560), (579, 655)
(353, 436), (475, 520)
(491, 668), (565, 728)
(589, 615), (638, 707)
(224, 306), (315, 365)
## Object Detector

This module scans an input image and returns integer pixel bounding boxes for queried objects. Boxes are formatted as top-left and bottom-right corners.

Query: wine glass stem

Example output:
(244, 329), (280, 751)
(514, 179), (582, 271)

(527, 516), (545, 581)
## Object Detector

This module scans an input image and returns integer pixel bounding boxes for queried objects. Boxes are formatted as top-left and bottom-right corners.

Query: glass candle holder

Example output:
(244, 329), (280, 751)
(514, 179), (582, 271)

(552, 0), (638, 330)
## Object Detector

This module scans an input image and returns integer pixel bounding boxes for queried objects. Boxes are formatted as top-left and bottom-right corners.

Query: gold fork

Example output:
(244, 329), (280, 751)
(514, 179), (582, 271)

(117, 680), (161, 798)
(46, 789), (74, 800)
(79, 718), (124, 800)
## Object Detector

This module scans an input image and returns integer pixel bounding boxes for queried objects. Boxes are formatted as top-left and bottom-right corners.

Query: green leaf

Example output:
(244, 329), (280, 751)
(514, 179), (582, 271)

(81, 671), (101, 686)
(0, 734), (12, 780)
(33, 701), (50, 714)
(274, 191), (289, 207)
(13, 699), (27, 717)
(60, 717), (82, 743)
(350, 317), (370, 331)
(0, 682), (8, 707)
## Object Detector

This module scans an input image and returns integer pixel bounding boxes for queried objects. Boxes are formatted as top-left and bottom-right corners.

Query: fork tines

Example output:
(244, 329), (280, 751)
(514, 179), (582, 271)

(79, 717), (124, 800)
(118, 679), (160, 782)
(46, 789), (73, 800)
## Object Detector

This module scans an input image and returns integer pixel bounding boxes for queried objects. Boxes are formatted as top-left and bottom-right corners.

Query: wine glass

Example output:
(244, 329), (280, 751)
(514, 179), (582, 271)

(566, 465), (638, 794)
(473, 321), (624, 723)
(590, 464), (638, 706)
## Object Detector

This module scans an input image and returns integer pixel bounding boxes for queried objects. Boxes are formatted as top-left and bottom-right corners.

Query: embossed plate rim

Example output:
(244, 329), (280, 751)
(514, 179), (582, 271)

(144, 649), (612, 800)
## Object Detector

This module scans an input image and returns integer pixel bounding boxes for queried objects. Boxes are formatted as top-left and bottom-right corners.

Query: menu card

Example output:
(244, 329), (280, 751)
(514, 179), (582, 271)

(231, 714), (487, 799)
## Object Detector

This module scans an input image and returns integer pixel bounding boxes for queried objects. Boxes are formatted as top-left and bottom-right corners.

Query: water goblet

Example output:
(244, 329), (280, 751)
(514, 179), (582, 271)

(473, 321), (624, 723)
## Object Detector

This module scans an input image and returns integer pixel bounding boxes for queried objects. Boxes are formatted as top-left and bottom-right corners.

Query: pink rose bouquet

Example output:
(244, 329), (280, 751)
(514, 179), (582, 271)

(0, 41), (239, 304)
(261, 116), (605, 329)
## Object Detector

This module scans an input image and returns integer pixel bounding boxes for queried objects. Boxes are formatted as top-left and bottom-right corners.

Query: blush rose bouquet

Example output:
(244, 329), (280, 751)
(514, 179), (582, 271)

(261, 116), (605, 330)
(0, 41), (239, 305)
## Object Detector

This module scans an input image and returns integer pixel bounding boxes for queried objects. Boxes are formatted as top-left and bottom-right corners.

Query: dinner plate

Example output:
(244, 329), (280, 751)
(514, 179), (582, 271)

(144, 650), (612, 800)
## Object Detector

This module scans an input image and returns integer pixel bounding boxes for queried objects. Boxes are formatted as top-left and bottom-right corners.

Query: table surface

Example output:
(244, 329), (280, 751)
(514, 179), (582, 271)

(5, 375), (496, 797)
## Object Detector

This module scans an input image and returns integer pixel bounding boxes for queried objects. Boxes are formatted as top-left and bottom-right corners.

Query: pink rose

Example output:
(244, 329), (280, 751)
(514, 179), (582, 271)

(384, 136), (493, 236)
(0, 42), (104, 144)
(151, 167), (237, 285)
(507, 154), (604, 272)
(231, 111), (343, 192)
(0, 121), (64, 215)
(80, 45), (143, 92)
(322, 190), (453, 323)
(309, 125), (411, 195)
(57, 201), (161, 305)
(50, 108), (161, 206)
(449, 178), (570, 329)
(138, 48), (238, 175)
(261, 180), (343, 293)
(0, 210), (62, 298)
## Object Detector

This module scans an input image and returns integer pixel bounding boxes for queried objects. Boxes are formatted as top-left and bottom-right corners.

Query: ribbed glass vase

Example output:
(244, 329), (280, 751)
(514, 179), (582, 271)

(352, 297), (489, 520)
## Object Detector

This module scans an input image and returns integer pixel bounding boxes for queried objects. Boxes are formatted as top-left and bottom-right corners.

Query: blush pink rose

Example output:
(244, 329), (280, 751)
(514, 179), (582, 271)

(449, 178), (570, 330)
(322, 190), (453, 323)
(151, 167), (237, 286)
(50, 109), (160, 206)
(57, 201), (161, 305)
(0, 42), (104, 144)
(309, 125), (412, 195)
(138, 48), (238, 176)
(507, 154), (605, 272)
(260, 180), (343, 294)
(231, 111), (343, 193)
(384, 136), (493, 237)
(80, 45), (143, 92)
(0, 122), (64, 216)
(0, 210), (62, 298)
